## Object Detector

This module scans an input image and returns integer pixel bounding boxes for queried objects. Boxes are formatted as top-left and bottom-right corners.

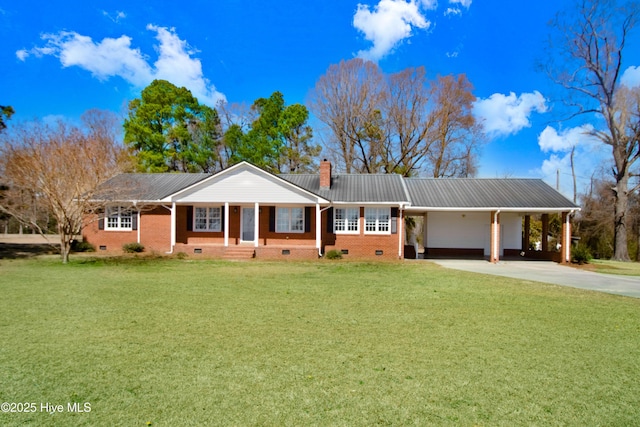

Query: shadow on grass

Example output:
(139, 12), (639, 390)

(72, 253), (183, 266)
(0, 243), (59, 259)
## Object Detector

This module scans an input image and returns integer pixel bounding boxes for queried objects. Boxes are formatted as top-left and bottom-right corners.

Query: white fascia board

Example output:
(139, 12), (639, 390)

(404, 206), (580, 213)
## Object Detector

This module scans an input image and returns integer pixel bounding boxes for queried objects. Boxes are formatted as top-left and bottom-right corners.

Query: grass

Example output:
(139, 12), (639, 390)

(1, 257), (639, 426)
(588, 259), (640, 276)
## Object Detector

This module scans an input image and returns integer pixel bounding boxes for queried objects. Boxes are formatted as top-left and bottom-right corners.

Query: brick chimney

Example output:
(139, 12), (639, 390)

(320, 159), (332, 189)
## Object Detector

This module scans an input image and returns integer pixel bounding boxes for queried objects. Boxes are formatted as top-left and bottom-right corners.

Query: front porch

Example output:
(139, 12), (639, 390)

(170, 203), (323, 260)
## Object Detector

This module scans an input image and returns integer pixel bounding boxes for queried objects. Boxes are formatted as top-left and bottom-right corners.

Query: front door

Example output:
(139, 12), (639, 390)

(241, 207), (255, 242)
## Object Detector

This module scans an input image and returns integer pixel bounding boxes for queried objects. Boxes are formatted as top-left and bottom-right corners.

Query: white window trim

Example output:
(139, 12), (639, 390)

(276, 207), (305, 233)
(193, 206), (222, 232)
(105, 206), (133, 231)
(364, 207), (391, 235)
(334, 206), (360, 234)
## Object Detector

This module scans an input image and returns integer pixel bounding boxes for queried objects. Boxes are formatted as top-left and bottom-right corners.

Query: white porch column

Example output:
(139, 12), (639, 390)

(423, 212), (428, 257)
(224, 202), (229, 247)
(170, 202), (176, 250)
(398, 207), (403, 258)
(490, 210), (501, 263)
(316, 203), (321, 255)
(562, 211), (572, 264)
(254, 202), (259, 247)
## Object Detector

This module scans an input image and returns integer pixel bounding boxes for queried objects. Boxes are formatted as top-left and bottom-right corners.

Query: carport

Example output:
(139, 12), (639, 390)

(403, 178), (580, 263)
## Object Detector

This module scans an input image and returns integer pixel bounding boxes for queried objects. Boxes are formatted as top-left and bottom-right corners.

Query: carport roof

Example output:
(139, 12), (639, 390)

(404, 178), (579, 210)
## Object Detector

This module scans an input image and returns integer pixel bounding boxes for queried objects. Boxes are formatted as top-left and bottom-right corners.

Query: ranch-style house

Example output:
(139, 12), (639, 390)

(84, 160), (579, 262)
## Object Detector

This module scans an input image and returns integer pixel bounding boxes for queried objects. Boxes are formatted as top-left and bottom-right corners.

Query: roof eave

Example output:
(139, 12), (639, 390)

(404, 206), (580, 213)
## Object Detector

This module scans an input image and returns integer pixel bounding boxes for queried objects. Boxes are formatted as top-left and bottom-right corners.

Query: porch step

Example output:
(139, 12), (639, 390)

(222, 246), (255, 260)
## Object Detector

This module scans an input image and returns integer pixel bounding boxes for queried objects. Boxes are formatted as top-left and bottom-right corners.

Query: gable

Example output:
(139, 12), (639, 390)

(170, 163), (325, 204)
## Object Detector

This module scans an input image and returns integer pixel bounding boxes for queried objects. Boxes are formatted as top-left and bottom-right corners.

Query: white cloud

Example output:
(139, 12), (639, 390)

(621, 66), (640, 88)
(354, 0), (431, 61)
(538, 124), (598, 153)
(473, 91), (548, 138)
(16, 49), (28, 61)
(449, 0), (472, 7)
(48, 32), (153, 86)
(419, 0), (438, 8)
(145, 25), (224, 106)
(536, 124), (608, 197)
(102, 10), (127, 23)
(16, 26), (225, 106)
(444, 7), (462, 16)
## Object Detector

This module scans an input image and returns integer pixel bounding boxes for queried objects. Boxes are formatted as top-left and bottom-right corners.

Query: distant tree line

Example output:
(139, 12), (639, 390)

(123, 64), (482, 179)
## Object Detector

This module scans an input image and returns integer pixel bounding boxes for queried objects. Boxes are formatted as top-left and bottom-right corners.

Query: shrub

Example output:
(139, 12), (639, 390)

(122, 242), (145, 253)
(71, 240), (95, 252)
(325, 249), (343, 260)
(175, 252), (188, 260)
(572, 243), (592, 265)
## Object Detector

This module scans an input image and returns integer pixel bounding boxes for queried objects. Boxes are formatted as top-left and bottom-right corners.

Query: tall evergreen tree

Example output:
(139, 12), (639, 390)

(124, 80), (222, 173)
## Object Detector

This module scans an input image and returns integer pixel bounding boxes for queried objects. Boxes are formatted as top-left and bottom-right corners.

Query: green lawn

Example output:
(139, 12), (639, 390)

(589, 259), (640, 276)
(1, 257), (639, 426)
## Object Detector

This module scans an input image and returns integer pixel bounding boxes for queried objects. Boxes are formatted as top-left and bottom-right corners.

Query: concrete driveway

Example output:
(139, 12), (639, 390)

(429, 259), (640, 299)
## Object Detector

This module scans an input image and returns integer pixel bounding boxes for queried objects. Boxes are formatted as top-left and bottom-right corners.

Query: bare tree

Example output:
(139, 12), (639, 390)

(383, 66), (434, 175)
(308, 59), (482, 177)
(0, 110), (124, 263)
(427, 74), (482, 178)
(576, 176), (616, 258)
(548, 0), (640, 260)
(307, 58), (386, 173)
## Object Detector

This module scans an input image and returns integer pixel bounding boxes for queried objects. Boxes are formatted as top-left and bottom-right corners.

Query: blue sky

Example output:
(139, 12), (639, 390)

(3, 0), (640, 197)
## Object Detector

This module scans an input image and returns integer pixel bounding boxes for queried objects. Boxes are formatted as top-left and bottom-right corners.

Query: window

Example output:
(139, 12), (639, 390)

(106, 206), (133, 230)
(334, 207), (359, 233)
(364, 208), (390, 233)
(276, 207), (304, 233)
(194, 207), (221, 232)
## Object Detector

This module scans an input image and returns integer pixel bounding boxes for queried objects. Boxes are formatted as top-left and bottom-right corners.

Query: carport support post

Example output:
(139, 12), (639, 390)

(561, 211), (571, 264)
(541, 214), (550, 253)
(490, 210), (501, 263)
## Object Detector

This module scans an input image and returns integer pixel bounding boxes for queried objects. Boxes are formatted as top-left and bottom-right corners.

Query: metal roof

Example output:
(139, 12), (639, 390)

(94, 173), (211, 201)
(93, 166), (578, 211)
(281, 173), (411, 203)
(404, 178), (579, 209)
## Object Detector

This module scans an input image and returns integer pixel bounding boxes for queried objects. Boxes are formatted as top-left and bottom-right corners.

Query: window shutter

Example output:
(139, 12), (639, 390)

(186, 206), (193, 231)
(132, 211), (138, 231)
(97, 207), (105, 230)
(221, 206), (225, 230)
(391, 207), (399, 234)
(305, 207), (311, 233)
(326, 207), (334, 233)
(269, 207), (276, 232)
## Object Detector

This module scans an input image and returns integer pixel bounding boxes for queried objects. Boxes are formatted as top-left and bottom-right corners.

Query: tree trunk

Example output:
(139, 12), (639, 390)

(60, 236), (71, 264)
(612, 172), (631, 261)
(58, 221), (72, 264)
